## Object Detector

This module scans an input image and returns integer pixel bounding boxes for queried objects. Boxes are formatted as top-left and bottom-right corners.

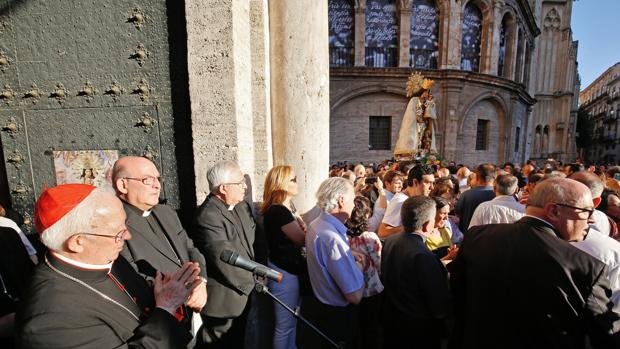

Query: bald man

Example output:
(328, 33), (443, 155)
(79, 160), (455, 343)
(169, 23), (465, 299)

(449, 178), (620, 349)
(113, 156), (207, 325)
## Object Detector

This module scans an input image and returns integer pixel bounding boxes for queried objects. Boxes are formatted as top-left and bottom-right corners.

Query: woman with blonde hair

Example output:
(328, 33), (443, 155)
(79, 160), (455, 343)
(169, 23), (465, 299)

(261, 165), (306, 349)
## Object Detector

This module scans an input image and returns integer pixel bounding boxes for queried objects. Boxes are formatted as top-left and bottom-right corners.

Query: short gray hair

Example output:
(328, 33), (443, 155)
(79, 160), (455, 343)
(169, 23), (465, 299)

(401, 196), (436, 233)
(40, 188), (114, 251)
(316, 177), (352, 212)
(570, 171), (604, 198)
(528, 178), (590, 208)
(207, 160), (241, 193)
(495, 174), (518, 196)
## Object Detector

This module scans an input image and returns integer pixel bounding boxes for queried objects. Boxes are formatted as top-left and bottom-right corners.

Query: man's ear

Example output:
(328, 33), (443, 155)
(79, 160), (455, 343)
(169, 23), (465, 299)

(422, 218), (435, 233)
(337, 194), (346, 209)
(543, 202), (560, 223)
(593, 196), (602, 209)
(65, 234), (86, 254)
(115, 178), (128, 195)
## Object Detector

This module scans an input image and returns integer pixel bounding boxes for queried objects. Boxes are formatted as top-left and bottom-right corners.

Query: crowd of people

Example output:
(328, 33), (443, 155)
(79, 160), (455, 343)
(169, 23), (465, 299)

(2, 155), (620, 348)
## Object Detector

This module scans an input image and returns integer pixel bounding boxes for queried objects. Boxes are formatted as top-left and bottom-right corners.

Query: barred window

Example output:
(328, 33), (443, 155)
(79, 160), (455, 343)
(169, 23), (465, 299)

(369, 116), (391, 150)
(475, 119), (489, 150)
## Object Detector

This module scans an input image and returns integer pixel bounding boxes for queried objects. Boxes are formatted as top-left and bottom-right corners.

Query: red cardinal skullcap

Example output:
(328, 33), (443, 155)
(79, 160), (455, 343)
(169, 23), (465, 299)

(35, 184), (96, 233)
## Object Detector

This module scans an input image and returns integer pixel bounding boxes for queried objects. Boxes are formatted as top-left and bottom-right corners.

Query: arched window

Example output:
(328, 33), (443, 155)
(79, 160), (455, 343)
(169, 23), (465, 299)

(409, 0), (439, 69)
(328, 0), (355, 67)
(498, 16), (508, 77)
(542, 125), (550, 154)
(461, 2), (482, 72)
(365, 0), (399, 67)
(534, 125), (542, 154)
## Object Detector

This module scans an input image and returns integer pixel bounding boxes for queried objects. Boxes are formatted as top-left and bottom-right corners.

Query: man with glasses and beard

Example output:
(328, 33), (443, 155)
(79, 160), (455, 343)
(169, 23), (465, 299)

(112, 156), (208, 330)
(449, 178), (620, 349)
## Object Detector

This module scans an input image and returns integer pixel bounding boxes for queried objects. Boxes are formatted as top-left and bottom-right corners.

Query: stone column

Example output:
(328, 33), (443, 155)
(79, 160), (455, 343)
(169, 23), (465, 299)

(269, 1), (330, 213)
(441, 82), (463, 161)
(354, 1), (367, 66)
(398, 4), (412, 67)
(486, 1), (504, 75)
(186, 0), (257, 203)
(440, 0), (462, 69)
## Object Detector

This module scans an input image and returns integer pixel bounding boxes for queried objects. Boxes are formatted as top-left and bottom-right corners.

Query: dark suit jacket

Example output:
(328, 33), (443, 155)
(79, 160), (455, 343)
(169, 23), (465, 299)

(448, 216), (620, 349)
(381, 232), (450, 321)
(17, 254), (190, 349)
(192, 194), (256, 318)
(121, 202), (207, 281)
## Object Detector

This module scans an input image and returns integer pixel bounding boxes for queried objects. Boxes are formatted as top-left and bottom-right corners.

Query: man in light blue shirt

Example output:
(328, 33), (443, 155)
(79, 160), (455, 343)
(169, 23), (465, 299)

(297, 177), (364, 348)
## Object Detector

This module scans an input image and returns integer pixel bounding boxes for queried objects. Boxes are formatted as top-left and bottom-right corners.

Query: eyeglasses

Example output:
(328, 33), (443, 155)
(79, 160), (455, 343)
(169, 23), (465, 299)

(554, 203), (595, 220)
(81, 229), (129, 243)
(124, 176), (161, 186)
(223, 179), (246, 187)
(290, 177), (297, 183)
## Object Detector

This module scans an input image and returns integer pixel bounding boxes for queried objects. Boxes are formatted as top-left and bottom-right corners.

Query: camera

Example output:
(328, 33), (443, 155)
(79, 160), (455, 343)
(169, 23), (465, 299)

(365, 177), (378, 185)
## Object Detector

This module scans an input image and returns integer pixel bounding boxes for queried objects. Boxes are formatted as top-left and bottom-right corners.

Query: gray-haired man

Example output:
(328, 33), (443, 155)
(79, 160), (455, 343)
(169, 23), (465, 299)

(468, 174), (525, 228)
(192, 160), (257, 349)
(297, 177), (364, 349)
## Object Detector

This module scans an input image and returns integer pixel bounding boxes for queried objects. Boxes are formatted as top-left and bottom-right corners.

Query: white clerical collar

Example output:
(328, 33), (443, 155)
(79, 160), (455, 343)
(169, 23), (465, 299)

(142, 209), (152, 217)
(228, 205), (235, 211)
(51, 251), (113, 271)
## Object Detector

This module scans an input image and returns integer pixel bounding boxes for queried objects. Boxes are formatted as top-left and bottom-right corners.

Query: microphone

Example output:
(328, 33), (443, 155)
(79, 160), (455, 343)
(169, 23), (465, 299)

(220, 249), (283, 283)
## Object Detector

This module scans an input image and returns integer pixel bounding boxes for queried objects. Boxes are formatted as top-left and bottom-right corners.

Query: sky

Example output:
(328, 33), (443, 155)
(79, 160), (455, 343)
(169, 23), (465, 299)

(571, 0), (620, 90)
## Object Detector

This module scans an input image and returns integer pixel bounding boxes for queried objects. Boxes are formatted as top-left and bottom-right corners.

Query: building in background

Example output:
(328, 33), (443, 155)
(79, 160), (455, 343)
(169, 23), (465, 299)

(329, 0), (579, 165)
(579, 62), (620, 164)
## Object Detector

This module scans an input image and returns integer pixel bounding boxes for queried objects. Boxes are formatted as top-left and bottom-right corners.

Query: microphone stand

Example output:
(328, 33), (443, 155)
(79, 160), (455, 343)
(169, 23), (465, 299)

(253, 275), (343, 349)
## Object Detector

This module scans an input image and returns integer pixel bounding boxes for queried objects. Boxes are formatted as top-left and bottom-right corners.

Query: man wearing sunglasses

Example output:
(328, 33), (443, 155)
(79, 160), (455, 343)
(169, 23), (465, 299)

(113, 156), (208, 327)
(449, 178), (620, 348)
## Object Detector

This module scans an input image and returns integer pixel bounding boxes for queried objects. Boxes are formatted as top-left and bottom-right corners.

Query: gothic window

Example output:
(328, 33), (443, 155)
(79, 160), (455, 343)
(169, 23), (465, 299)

(369, 116), (392, 150)
(534, 125), (542, 154)
(409, 0), (439, 69)
(498, 15), (508, 77)
(461, 2), (482, 72)
(475, 119), (489, 150)
(329, 0), (355, 67)
(365, 0), (399, 67)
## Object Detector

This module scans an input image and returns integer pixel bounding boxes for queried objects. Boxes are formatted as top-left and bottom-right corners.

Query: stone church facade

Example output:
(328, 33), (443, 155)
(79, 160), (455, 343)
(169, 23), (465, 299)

(329, 0), (579, 166)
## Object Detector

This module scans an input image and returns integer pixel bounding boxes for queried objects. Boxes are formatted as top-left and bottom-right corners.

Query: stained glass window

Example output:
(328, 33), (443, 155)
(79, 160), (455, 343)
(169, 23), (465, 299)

(410, 0), (439, 69)
(329, 0), (355, 67)
(365, 0), (398, 67)
(461, 3), (482, 72)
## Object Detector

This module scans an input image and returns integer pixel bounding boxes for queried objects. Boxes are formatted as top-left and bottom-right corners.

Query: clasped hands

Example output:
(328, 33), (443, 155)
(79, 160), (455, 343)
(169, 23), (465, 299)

(154, 262), (208, 315)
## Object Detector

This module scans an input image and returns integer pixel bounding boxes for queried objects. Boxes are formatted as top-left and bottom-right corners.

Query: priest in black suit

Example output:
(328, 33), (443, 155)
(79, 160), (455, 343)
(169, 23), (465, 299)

(113, 156), (208, 322)
(192, 160), (257, 349)
(448, 178), (620, 349)
(17, 184), (201, 348)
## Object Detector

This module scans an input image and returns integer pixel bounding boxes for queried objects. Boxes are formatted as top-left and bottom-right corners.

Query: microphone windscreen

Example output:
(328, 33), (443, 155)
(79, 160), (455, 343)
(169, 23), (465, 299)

(220, 249), (235, 263)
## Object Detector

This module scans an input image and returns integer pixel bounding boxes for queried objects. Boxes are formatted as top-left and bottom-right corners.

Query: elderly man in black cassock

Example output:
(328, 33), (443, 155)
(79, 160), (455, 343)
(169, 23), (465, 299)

(17, 184), (202, 348)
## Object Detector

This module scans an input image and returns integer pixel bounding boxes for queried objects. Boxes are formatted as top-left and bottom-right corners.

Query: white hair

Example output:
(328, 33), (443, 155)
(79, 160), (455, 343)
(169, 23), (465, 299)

(207, 160), (241, 193)
(40, 188), (114, 251)
(316, 177), (352, 212)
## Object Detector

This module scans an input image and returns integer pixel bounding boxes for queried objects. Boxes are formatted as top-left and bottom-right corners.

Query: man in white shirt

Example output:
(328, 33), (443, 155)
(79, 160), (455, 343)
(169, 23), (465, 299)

(468, 174), (525, 228)
(378, 165), (435, 238)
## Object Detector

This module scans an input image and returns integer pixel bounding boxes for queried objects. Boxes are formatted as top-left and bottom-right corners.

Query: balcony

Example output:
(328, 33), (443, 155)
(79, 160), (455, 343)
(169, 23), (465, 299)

(329, 46), (354, 67)
(409, 48), (437, 69)
(365, 47), (398, 68)
(603, 114), (617, 124)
